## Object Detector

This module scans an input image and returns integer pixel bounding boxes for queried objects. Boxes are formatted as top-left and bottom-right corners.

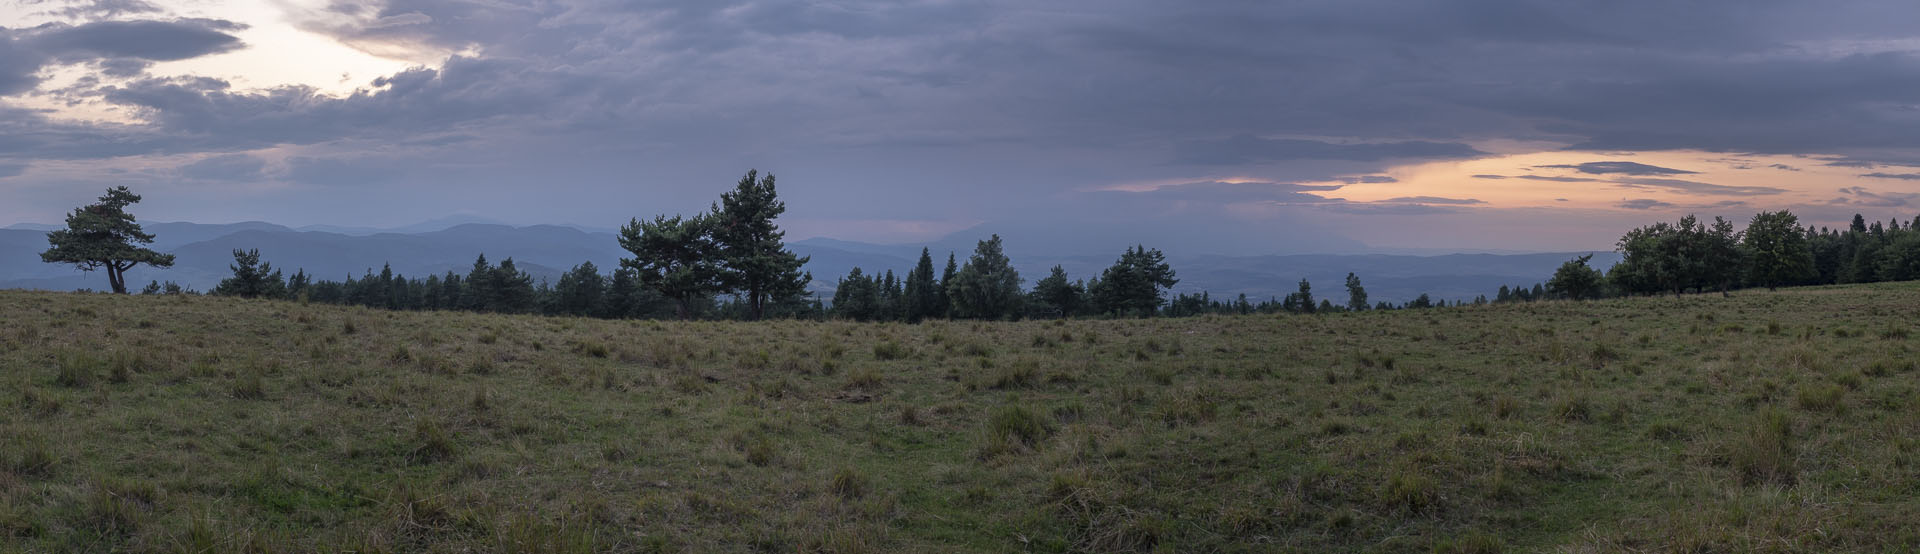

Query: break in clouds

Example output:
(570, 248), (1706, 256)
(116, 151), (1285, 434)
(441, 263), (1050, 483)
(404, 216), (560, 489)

(5, 0), (1920, 253)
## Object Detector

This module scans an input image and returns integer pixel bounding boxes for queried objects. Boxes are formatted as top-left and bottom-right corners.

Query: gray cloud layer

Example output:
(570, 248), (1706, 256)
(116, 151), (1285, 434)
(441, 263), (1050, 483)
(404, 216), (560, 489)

(5, 0), (1920, 252)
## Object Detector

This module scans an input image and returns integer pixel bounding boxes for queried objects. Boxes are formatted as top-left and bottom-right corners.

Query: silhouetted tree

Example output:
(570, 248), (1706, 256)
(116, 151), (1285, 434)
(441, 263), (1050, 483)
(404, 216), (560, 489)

(212, 248), (285, 299)
(1344, 272), (1368, 311)
(947, 235), (1023, 320)
(902, 248), (941, 323)
(712, 170), (810, 320)
(1743, 210), (1815, 290)
(619, 214), (725, 319)
(1545, 254), (1604, 300)
(1089, 245), (1177, 317)
(1030, 265), (1085, 318)
(40, 186), (175, 294)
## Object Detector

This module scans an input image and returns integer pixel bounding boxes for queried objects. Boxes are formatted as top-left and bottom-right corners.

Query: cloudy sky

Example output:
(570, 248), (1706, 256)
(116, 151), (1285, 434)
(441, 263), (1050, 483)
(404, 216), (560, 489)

(4, 0), (1920, 254)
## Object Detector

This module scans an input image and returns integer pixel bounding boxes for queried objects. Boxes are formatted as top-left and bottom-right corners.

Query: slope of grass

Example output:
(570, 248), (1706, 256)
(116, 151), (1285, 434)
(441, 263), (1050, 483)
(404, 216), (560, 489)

(2, 285), (1919, 552)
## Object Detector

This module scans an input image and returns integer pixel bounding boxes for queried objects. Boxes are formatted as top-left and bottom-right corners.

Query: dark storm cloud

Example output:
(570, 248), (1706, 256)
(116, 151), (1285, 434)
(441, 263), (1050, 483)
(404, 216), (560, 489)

(1536, 161), (1696, 176)
(28, 19), (244, 61)
(0, 17), (243, 95)
(1174, 136), (1485, 165)
(1614, 178), (1787, 196)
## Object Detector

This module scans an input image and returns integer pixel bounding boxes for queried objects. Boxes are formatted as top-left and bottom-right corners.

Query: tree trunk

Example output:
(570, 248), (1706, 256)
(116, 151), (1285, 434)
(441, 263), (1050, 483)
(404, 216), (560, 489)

(107, 264), (126, 294)
(747, 287), (764, 321)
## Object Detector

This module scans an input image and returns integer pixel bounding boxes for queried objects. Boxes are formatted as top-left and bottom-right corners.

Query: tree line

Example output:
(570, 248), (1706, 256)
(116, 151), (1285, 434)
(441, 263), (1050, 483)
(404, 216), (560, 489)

(48, 183), (1918, 321)
(1539, 211), (1920, 301)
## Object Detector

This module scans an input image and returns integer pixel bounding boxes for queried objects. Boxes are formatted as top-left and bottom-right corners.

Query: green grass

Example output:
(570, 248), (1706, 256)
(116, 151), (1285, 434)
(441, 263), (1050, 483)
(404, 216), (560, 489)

(3, 284), (1920, 551)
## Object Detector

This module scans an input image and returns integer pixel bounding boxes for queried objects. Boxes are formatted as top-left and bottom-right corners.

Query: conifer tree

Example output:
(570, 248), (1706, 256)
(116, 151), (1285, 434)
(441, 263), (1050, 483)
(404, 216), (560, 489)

(712, 170), (810, 320)
(903, 248), (940, 322)
(1344, 272), (1368, 311)
(619, 214), (725, 319)
(40, 186), (175, 294)
(947, 235), (1023, 320)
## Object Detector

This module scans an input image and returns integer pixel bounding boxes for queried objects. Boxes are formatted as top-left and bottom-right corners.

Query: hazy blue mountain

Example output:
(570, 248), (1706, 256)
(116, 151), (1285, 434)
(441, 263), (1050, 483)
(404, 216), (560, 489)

(2, 220), (1612, 304)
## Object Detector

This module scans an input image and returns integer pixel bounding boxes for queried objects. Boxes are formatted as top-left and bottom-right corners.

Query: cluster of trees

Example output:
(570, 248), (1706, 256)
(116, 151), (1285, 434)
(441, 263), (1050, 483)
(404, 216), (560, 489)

(829, 240), (1181, 321)
(202, 248), (820, 320)
(1540, 210), (1920, 301)
(187, 171), (819, 320)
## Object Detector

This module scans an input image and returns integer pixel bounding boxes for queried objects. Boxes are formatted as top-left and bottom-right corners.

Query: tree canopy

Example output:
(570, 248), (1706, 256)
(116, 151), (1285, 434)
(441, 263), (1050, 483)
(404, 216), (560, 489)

(40, 186), (175, 294)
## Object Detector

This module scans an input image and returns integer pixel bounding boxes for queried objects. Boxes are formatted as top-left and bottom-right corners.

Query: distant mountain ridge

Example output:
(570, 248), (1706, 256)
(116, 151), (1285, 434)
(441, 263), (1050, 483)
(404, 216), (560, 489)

(0, 219), (1616, 303)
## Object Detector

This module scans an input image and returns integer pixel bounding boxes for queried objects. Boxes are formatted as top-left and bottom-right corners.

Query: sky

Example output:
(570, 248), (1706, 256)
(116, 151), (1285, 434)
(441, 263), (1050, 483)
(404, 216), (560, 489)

(4, 0), (1920, 255)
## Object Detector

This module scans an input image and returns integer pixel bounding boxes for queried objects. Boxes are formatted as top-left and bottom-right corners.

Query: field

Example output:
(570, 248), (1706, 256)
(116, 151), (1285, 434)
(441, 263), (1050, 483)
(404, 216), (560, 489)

(2, 285), (1919, 553)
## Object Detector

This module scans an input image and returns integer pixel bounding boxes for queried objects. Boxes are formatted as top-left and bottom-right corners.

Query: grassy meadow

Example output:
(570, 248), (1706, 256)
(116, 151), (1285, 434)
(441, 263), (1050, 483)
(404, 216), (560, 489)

(3, 284), (1920, 552)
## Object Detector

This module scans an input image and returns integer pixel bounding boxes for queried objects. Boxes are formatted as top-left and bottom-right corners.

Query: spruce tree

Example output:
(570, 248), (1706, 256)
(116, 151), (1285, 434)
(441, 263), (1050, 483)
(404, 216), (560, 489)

(902, 249), (939, 322)
(935, 252), (958, 319)
(947, 235), (1023, 320)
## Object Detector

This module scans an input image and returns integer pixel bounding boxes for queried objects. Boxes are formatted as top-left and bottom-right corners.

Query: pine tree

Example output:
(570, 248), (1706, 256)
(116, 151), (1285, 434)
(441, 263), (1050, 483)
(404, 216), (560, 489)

(1344, 272), (1368, 311)
(40, 186), (175, 294)
(619, 214), (725, 319)
(212, 248), (278, 298)
(712, 170), (811, 320)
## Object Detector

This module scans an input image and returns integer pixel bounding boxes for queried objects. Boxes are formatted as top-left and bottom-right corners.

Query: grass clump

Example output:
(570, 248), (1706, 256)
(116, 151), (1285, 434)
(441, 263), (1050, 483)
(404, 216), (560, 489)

(1794, 384), (1845, 413)
(978, 404), (1051, 459)
(410, 419), (460, 463)
(873, 339), (912, 361)
(1728, 409), (1795, 486)
(54, 350), (102, 388)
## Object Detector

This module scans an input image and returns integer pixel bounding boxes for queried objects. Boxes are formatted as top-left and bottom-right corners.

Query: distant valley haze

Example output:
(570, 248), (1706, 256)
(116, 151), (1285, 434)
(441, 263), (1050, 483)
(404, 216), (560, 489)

(0, 217), (1620, 304)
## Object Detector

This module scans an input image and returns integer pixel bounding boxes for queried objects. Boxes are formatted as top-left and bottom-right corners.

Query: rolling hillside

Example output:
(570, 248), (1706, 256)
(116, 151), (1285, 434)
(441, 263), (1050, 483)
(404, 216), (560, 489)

(1, 284), (1917, 551)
